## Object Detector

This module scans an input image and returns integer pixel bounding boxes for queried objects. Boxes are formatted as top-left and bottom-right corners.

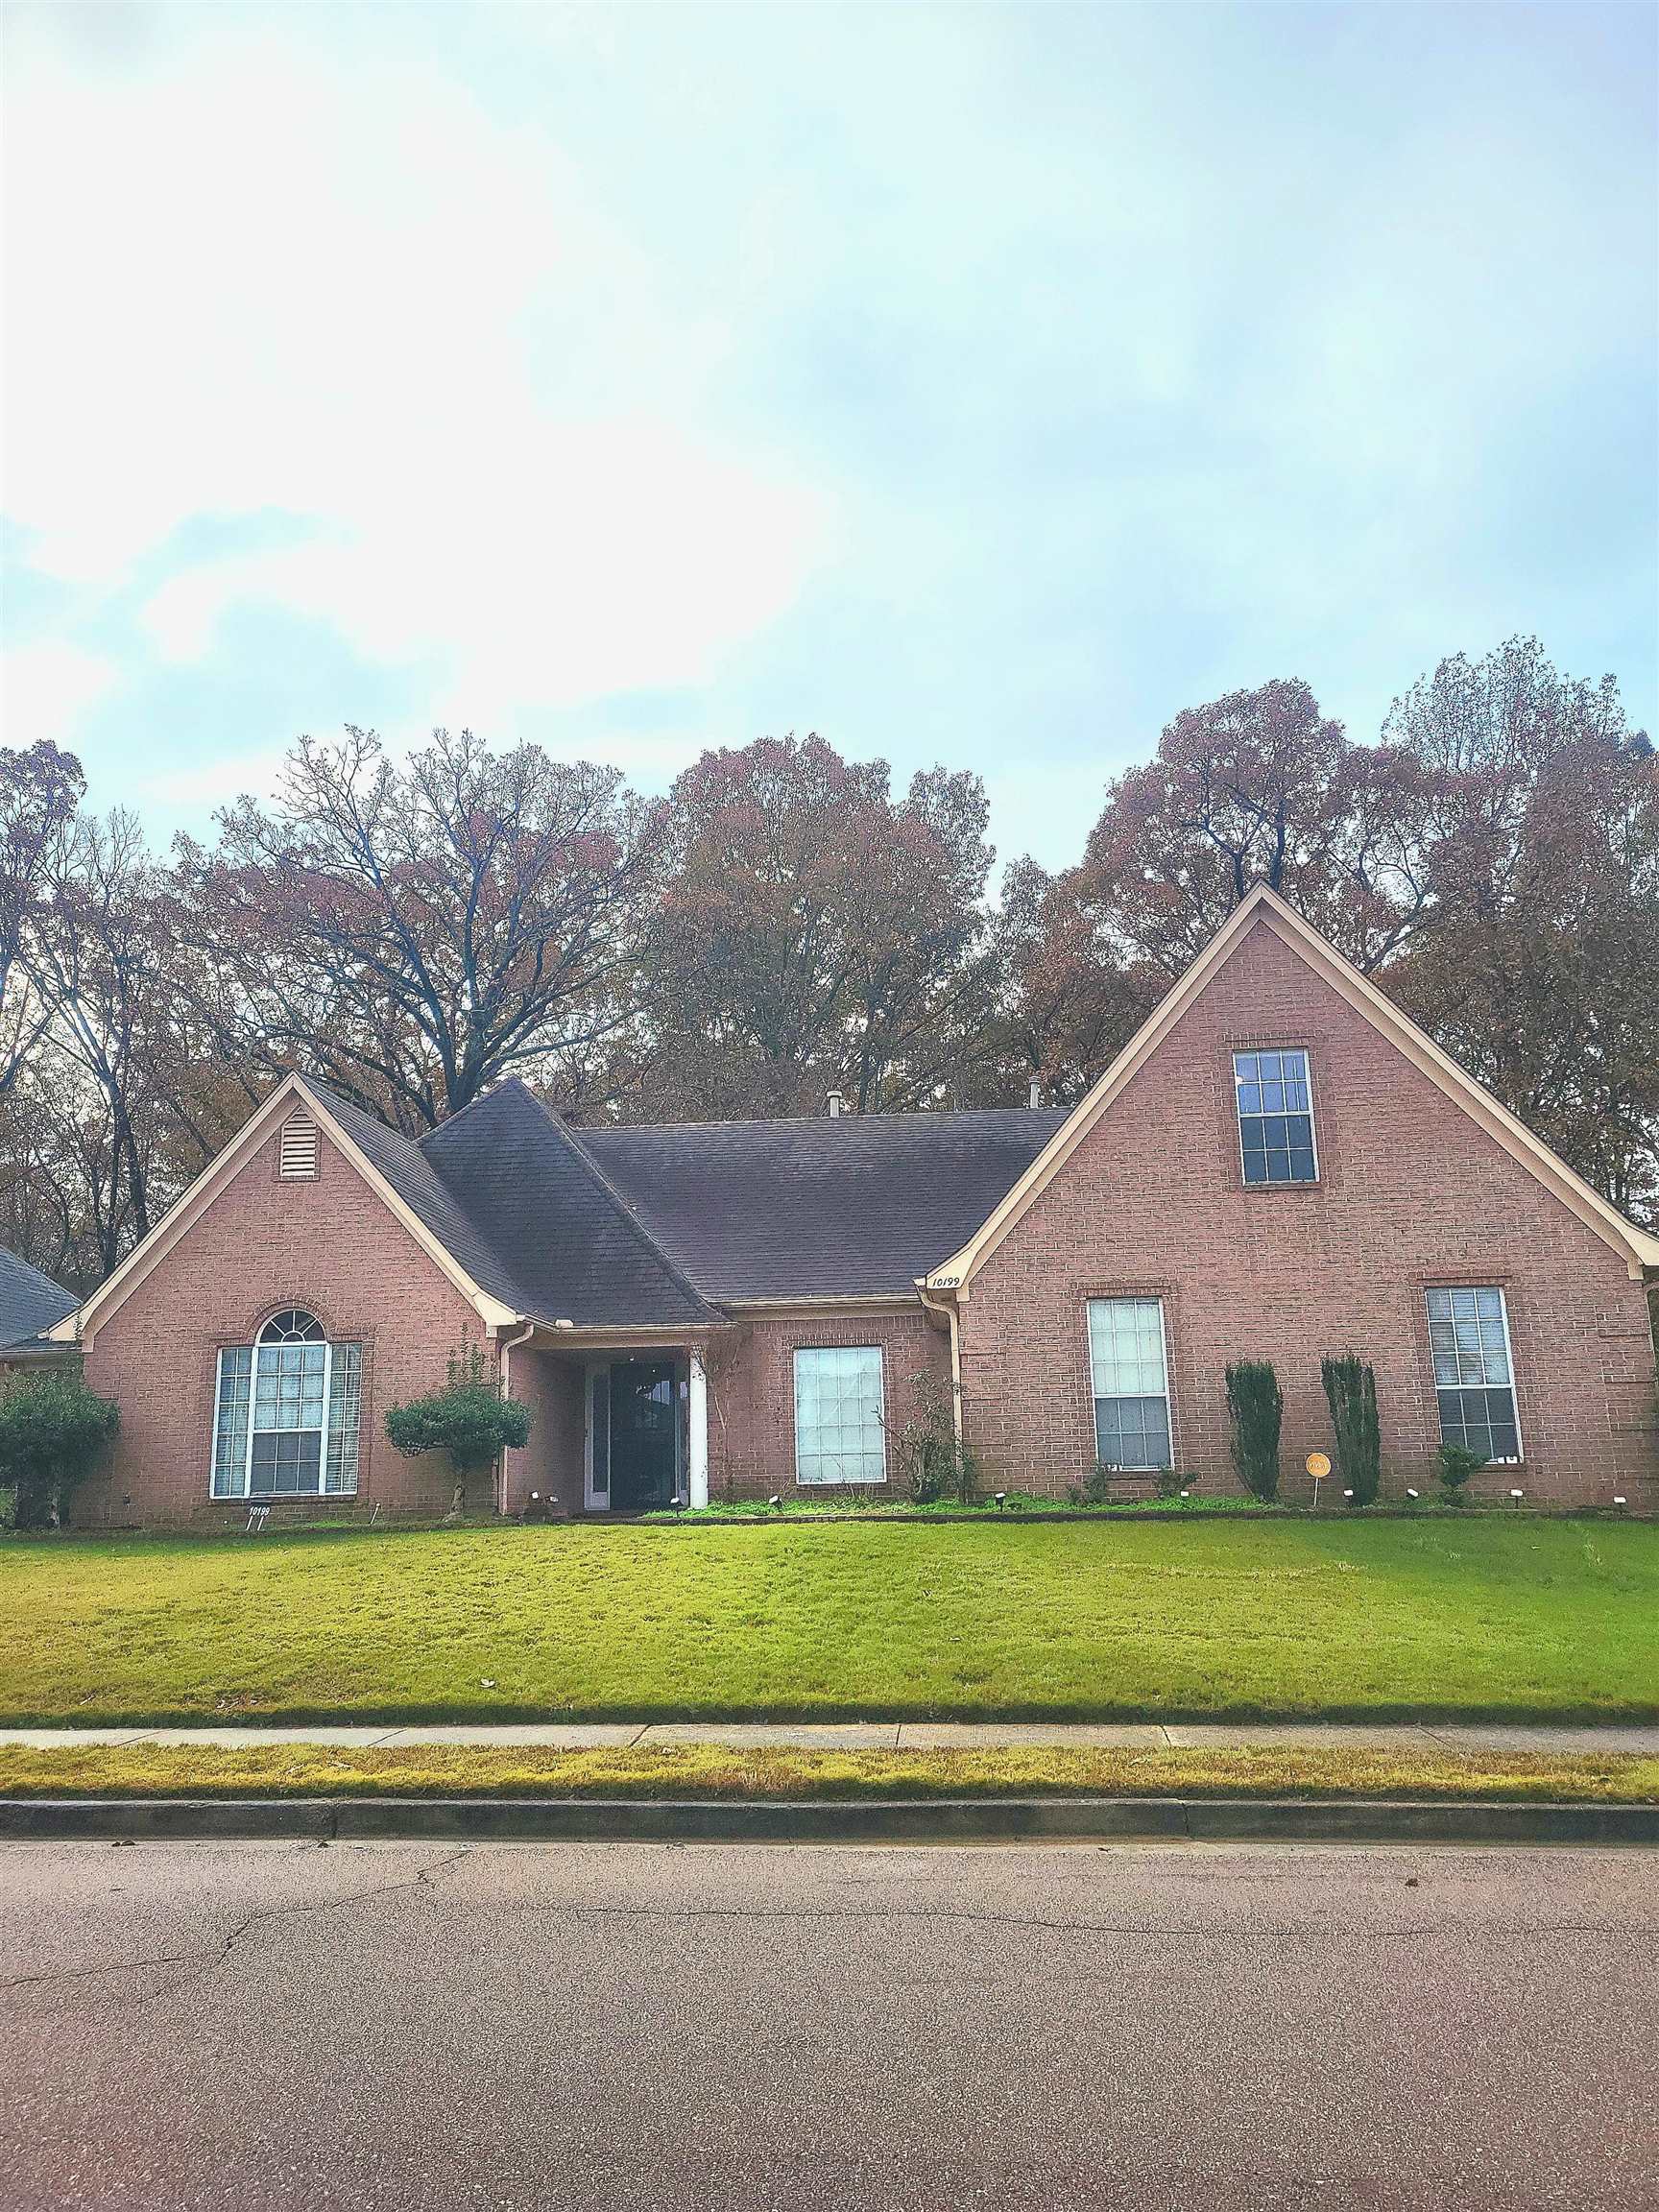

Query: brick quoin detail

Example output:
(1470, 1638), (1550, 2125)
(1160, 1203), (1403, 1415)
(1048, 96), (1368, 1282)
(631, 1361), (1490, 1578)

(80, 1123), (488, 1527)
(960, 916), (1659, 1509)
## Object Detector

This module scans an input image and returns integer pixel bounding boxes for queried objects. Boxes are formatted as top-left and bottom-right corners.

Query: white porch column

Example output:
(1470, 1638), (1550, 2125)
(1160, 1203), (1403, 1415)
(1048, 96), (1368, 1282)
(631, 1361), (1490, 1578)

(687, 1348), (709, 1509)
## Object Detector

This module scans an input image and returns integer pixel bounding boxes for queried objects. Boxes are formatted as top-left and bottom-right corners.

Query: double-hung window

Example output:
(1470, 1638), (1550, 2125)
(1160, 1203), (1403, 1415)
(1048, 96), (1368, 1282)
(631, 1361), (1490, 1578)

(211, 1309), (362, 1499)
(1427, 1286), (1521, 1464)
(793, 1346), (886, 1485)
(1233, 1048), (1317, 1185)
(1087, 1297), (1172, 1470)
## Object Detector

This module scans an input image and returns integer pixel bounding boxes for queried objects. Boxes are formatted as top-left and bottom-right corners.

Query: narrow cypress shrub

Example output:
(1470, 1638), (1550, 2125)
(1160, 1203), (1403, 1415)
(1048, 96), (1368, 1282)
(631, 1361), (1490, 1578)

(1321, 1353), (1381, 1506)
(1225, 1360), (1283, 1502)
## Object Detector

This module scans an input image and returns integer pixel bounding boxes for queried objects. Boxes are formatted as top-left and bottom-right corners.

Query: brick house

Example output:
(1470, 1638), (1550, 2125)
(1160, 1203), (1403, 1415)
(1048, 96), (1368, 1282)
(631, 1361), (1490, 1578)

(51, 886), (1659, 1526)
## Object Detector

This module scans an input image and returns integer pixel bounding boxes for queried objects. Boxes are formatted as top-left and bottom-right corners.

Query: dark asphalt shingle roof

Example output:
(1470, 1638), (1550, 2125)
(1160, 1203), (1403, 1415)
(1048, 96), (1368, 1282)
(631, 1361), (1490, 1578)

(305, 1078), (1065, 1321)
(308, 1078), (722, 1330)
(0, 1249), (78, 1351)
(583, 1109), (1070, 1301)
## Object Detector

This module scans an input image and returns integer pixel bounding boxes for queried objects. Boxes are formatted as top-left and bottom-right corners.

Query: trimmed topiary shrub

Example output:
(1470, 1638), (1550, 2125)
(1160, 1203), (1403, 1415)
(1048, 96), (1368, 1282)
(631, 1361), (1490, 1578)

(1225, 1360), (1283, 1502)
(0, 1372), (119, 1529)
(1436, 1441), (1485, 1503)
(385, 1345), (531, 1498)
(1321, 1353), (1381, 1507)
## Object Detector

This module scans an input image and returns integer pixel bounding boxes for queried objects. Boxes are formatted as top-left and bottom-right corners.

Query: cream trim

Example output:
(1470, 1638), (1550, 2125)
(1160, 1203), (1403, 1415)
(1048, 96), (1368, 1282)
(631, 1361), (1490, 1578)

(924, 882), (1659, 1291)
(53, 1073), (523, 1346)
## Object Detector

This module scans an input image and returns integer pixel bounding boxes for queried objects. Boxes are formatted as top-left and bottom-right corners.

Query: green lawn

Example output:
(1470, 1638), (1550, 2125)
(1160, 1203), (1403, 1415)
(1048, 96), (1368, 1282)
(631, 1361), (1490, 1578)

(0, 1518), (1654, 1726)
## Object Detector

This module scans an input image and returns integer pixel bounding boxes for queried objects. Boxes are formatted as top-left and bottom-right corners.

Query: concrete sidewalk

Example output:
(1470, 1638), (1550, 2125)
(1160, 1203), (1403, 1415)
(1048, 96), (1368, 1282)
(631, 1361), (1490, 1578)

(3, 1719), (1655, 1754)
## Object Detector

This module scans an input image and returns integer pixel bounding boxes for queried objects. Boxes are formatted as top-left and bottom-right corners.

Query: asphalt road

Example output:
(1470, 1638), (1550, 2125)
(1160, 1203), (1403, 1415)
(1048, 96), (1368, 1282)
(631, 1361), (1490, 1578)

(1, 1839), (1654, 2211)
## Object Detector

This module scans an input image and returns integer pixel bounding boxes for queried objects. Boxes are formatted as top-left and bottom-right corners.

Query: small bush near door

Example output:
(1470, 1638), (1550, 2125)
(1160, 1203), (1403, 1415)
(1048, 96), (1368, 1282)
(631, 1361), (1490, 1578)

(1321, 1354), (1381, 1506)
(1225, 1361), (1283, 1502)
(386, 1344), (532, 1502)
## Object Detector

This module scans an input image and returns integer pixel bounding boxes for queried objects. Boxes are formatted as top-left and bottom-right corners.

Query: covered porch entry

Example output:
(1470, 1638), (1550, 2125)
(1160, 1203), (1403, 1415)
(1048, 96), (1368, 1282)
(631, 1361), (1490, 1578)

(499, 1330), (712, 1516)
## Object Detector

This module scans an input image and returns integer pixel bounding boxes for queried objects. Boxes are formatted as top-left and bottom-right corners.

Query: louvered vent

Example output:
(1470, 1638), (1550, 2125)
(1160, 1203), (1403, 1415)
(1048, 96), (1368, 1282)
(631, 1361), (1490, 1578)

(278, 1112), (319, 1181)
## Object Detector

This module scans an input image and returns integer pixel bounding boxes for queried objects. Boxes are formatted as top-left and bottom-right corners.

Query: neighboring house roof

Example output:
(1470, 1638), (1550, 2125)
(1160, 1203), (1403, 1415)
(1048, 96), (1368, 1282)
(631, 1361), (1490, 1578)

(0, 1249), (78, 1353)
(583, 1110), (1070, 1302)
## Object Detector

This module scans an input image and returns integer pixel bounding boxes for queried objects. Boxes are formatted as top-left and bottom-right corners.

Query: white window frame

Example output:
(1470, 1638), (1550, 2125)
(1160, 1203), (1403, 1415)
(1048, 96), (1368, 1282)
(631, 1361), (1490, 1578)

(1232, 1047), (1320, 1187)
(1086, 1295), (1174, 1472)
(210, 1313), (359, 1500)
(1426, 1285), (1525, 1467)
(792, 1345), (887, 1487)
(584, 1360), (612, 1512)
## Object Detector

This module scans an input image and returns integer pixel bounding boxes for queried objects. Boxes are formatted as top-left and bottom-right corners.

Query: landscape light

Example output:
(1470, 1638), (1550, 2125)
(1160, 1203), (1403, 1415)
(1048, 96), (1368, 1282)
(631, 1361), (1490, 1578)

(1406, 1487), (1419, 1501)
(1614, 1496), (1628, 1508)
(769, 1494), (783, 1512)
(994, 1491), (1007, 1510)
(1342, 1488), (1354, 1501)
(1509, 1487), (1524, 1502)
(1179, 1490), (1190, 1500)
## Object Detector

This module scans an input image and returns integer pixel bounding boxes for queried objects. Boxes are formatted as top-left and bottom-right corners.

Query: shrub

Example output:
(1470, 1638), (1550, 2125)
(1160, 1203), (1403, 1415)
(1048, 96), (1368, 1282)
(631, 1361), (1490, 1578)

(1436, 1441), (1485, 1503)
(0, 1373), (119, 1529)
(1153, 1465), (1184, 1500)
(1225, 1360), (1283, 1502)
(891, 1368), (978, 1505)
(385, 1345), (531, 1483)
(1082, 1463), (1113, 1505)
(1321, 1353), (1381, 1507)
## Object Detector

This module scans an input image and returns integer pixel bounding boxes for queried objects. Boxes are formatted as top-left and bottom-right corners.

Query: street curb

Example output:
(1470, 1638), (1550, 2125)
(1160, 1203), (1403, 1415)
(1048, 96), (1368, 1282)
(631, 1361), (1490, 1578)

(1, 1795), (1656, 1845)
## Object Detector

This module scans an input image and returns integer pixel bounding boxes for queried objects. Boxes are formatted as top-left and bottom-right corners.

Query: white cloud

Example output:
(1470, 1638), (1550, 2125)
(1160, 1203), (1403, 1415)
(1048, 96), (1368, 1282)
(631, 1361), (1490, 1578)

(3, 17), (831, 728)
(0, 641), (118, 748)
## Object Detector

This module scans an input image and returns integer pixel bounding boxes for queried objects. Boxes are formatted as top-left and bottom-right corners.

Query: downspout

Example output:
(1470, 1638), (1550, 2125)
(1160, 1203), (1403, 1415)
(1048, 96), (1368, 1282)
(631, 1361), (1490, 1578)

(915, 1283), (964, 1449)
(494, 1320), (535, 1516)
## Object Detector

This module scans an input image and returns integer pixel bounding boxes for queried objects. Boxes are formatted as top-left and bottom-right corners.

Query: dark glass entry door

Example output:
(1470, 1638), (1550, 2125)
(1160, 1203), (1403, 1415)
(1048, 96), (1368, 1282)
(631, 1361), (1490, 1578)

(608, 1360), (680, 1512)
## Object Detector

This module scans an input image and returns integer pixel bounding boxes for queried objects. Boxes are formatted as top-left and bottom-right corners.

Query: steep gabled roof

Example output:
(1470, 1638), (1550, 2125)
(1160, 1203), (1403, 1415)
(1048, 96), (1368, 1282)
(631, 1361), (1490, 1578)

(418, 1082), (725, 1329)
(584, 1109), (1069, 1301)
(0, 1249), (77, 1352)
(922, 882), (1659, 1290)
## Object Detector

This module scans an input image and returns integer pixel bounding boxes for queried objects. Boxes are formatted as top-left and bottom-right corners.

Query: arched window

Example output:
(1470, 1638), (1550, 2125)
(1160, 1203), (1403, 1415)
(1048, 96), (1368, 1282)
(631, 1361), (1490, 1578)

(210, 1310), (362, 1501)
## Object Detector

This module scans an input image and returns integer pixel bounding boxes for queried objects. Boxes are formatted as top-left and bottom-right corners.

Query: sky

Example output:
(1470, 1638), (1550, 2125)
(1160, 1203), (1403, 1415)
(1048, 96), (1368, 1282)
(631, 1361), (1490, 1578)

(3, 1), (1655, 875)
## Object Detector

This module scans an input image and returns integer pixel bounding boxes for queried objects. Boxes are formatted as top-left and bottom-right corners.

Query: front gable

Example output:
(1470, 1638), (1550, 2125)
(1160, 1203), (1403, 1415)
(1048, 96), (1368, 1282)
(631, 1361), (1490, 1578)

(926, 886), (1659, 1290)
(56, 1075), (521, 1350)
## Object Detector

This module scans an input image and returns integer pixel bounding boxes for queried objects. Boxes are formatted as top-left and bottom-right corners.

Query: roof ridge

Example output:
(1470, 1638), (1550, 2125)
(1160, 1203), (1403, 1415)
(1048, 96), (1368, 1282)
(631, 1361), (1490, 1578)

(518, 1088), (727, 1324)
(582, 1103), (1070, 1138)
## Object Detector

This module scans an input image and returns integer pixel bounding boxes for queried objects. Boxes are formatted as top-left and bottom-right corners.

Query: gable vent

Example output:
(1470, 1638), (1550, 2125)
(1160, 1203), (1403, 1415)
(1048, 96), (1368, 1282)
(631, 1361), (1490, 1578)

(278, 1112), (320, 1181)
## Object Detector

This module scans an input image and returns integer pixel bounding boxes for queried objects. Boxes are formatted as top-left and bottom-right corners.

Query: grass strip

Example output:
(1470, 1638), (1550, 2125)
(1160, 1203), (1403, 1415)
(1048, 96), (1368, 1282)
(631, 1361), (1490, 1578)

(1, 1744), (1655, 1805)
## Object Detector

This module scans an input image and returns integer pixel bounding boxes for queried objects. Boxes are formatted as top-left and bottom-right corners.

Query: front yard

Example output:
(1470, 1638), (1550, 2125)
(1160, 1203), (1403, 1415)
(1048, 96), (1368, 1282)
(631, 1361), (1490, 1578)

(2, 1517), (1654, 1726)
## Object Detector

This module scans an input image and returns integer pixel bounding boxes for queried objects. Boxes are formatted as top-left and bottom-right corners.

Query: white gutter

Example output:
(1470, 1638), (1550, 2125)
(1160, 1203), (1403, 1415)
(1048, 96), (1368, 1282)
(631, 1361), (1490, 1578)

(494, 1319), (535, 1516)
(915, 1282), (964, 1448)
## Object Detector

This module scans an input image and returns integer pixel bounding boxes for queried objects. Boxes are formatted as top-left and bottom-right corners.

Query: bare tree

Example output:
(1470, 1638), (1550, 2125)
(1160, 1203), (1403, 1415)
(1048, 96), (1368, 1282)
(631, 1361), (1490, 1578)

(176, 726), (659, 1130)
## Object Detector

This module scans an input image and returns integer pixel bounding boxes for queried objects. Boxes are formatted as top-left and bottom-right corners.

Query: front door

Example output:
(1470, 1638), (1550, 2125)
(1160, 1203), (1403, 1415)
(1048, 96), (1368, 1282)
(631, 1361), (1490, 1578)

(606, 1359), (681, 1512)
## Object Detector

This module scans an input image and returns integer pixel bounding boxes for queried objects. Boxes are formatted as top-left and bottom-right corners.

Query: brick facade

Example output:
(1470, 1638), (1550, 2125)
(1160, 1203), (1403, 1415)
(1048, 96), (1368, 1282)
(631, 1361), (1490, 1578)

(78, 1122), (490, 1527)
(959, 915), (1659, 1509)
(65, 910), (1657, 1527)
(705, 1306), (950, 1502)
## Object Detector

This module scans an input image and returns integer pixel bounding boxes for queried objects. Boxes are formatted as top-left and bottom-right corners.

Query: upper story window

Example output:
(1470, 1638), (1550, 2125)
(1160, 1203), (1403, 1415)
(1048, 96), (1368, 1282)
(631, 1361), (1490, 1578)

(1233, 1049), (1317, 1185)
(1427, 1286), (1521, 1465)
(794, 1346), (886, 1485)
(211, 1308), (362, 1500)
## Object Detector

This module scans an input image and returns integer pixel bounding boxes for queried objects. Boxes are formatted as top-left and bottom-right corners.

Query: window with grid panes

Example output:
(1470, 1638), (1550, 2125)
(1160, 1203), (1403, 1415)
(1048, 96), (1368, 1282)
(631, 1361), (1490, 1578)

(1233, 1048), (1317, 1185)
(1426, 1286), (1521, 1464)
(1087, 1298), (1171, 1470)
(210, 1309), (362, 1499)
(793, 1346), (886, 1485)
